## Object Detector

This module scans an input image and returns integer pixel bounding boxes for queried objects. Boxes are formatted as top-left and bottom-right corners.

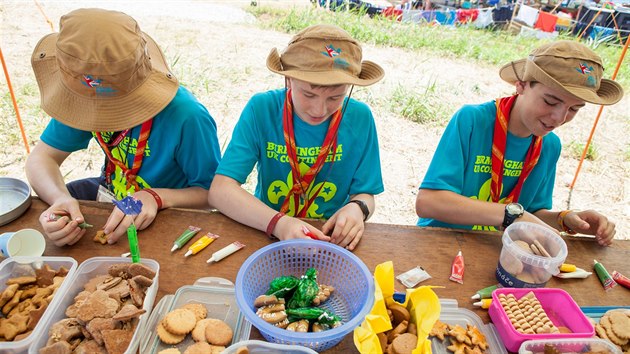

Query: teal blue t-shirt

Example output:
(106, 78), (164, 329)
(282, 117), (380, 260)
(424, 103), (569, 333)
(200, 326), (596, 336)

(418, 100), (560, 231)
(217, 89), (384, 219)
(40, 86), (221, 200)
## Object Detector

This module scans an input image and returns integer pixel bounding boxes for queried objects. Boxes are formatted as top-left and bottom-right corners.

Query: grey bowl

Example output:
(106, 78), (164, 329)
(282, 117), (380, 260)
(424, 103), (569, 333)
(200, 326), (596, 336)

(0, 177), (32, 226)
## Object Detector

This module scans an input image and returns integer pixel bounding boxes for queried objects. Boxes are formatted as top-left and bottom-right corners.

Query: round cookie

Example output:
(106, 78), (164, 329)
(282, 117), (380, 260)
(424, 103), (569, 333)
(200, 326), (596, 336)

(157, 320), (186, 345)
(182, 303), (207, 321)
(192, 319), (212, 342)
(183, 341), (212, 354)
(163, 309), (197, 335)
(158, 349), (181, 354)
(204, 318), (234, 346)
(391, 333), (417, 354)
(388, 303), (410, 327)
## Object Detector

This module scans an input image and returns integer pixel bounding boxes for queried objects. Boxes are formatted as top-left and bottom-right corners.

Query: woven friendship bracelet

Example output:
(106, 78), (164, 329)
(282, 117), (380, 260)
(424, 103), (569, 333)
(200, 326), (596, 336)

(139, 188), (163, 210)
(266, 212), (285, 239)
(557, 210), (577, 235)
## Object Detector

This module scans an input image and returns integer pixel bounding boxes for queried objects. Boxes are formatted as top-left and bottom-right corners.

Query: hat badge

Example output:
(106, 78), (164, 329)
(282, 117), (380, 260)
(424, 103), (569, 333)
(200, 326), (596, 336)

(82, 75), (101, 88)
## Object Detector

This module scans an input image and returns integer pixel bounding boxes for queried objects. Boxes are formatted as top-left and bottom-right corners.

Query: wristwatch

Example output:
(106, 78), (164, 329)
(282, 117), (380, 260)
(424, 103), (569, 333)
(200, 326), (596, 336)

(347, 200), (369, 221)
(502, 203), (524, 228)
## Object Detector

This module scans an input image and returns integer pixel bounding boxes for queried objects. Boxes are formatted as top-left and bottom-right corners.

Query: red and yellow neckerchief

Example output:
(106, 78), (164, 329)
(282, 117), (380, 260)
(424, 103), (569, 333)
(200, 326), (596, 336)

(491, 95), (542, 204)
(280, 89), (342, 217)
(95, 119), (153, 191)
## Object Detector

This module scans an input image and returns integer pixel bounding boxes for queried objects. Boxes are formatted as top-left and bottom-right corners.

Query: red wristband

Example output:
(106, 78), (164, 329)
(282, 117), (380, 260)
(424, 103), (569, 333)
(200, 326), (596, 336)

(140, 188), (163, 210)
(266, 212), (285, 239)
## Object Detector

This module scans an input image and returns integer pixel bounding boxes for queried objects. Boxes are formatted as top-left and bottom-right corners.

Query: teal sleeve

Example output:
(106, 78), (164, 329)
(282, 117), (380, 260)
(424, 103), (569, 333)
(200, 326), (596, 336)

(40, 119), (93, 152)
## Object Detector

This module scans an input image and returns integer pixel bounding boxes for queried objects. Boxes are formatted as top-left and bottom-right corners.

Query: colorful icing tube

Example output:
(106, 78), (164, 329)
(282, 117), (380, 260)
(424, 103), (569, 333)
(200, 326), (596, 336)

(471, 284), (498, 300)
(184, 233), (219, 257)
(473, 299), (492, 309)
(593, 259), (617, 291)
(612, 271), (630, 290)
(207, 241), (245, 263)
(449, 250), (464, 284)
(171, 226), (201, 252)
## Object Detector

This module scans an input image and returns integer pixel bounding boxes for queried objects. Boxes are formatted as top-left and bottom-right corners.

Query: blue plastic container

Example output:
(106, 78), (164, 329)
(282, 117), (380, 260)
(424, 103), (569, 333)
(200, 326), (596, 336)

(235, 239), (374, 352)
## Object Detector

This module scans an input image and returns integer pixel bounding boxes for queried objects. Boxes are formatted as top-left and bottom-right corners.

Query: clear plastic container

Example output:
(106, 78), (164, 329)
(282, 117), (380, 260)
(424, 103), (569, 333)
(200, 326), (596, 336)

(496, 222), (567, 288)
(223, 339), (318, 354)
(0, 256), (77, 354)
(519, 338), (621, 354)
(488, 288), (594, 352)
(141, 277), (251, 353)
(28, 257), (160, 354)
(432, 299), (508, 354)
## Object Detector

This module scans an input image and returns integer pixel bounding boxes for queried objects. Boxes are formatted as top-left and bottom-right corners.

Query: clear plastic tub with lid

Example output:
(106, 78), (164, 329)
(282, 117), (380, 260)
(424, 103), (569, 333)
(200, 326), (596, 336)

(141, 277), (251, 353)
(0, 256), (78, 354)
(28, 257), (160, 354)
(519, 338), (622, 354)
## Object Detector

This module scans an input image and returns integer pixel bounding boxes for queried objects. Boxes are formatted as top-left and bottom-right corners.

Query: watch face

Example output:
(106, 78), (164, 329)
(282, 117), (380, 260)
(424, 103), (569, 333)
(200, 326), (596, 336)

(506, 203), (524, 215)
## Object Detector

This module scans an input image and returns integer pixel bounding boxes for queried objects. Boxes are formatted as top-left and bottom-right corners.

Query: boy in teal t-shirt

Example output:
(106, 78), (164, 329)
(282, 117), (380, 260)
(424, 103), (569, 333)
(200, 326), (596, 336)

(209, 24), (385, 251)
(416, 41), (623, 246)
(26, 9), (221, 246)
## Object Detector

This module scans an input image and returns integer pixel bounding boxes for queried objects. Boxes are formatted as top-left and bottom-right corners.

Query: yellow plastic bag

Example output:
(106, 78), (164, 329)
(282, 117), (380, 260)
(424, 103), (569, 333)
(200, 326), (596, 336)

(354, 261), (441, 354)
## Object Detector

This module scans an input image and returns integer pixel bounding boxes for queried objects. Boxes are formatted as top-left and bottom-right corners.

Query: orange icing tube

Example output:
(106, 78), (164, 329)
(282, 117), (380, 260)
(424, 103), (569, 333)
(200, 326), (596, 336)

(207, 241), (245, 263)
(184, 233), (219, 257)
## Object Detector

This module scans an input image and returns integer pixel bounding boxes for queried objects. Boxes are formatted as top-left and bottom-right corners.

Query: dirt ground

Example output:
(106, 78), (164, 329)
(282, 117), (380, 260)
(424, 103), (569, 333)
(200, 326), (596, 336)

(1, 0), (628, 240)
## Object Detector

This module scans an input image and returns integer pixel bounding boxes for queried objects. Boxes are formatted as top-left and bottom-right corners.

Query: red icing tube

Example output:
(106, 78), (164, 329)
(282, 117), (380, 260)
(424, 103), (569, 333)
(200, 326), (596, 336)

(450, 250), (465, 284)
(612, 271), (630, 290)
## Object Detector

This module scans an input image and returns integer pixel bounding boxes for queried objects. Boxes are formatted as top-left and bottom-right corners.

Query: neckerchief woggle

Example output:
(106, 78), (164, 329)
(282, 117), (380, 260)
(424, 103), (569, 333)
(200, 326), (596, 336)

(280, 89), (342, 217)
(95, 119), (153, 192)
(491, 95), (542, 204)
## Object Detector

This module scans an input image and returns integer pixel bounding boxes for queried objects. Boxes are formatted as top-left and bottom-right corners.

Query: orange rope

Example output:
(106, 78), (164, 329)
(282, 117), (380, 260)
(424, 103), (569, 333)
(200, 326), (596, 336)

(569, 36), (629, 193)
(34, 0), (54, 31)
(0, 47), (30, 154)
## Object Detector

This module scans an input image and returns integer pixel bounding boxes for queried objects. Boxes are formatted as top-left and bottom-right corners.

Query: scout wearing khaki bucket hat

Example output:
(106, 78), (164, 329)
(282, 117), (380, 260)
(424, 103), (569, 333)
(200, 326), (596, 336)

(266, 24), (384, 86)
(31, 8), (179, 132)
(499, 40), (623, 105)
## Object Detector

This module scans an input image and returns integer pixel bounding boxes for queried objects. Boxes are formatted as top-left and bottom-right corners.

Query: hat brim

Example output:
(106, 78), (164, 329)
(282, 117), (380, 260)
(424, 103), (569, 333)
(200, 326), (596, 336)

(266, 48), (384, 87)
(499, 59), (623, 106)
(31, 32), (178, 132)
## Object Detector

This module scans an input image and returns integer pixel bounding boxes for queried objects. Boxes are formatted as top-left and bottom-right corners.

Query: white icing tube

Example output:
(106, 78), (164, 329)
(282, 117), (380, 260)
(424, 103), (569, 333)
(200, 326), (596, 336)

(206, 241), (245, 263)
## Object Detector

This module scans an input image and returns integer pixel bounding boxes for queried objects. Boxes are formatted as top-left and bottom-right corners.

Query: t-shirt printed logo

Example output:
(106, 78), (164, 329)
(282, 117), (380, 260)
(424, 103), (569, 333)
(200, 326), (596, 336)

(470, 154), (520, 231)
(265, 141), (342, 218)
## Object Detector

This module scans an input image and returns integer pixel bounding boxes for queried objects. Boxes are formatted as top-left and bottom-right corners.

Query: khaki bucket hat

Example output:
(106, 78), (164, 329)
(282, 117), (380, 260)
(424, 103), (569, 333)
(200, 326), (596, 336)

(31, 8), (179, 132)
(267, 24), (384, 86)
(499, 40), (623, 105)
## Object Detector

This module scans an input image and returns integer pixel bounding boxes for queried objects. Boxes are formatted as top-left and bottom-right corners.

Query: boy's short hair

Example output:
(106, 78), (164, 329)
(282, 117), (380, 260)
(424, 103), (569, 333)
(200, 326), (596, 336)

(267, 24), (384, 87)
(499, 40), (623, 105)
(31, 8), (178, 132)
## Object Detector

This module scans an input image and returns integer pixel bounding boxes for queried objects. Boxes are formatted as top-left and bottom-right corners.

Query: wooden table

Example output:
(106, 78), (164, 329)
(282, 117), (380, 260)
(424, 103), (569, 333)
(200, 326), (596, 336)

(2, 199), (629, 353)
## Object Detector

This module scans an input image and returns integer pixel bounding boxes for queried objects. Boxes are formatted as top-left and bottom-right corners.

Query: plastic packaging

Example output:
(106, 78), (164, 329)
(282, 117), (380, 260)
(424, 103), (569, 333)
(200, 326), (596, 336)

(0, 256), (77, 354)
(141, 277), (251, 353)
(396, 265), (432, 288)
(449, 250), (465, 284)
(28, 257), (159, 354)
(496, 222), (567, 288)
(488, 288), (594, 352)
(223, 340), (318, 354)
(473, 298), (492, 309)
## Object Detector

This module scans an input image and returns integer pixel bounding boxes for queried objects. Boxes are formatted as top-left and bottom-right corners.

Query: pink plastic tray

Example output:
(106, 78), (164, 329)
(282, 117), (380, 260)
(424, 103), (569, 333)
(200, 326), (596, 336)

(488, 288), (594, 352)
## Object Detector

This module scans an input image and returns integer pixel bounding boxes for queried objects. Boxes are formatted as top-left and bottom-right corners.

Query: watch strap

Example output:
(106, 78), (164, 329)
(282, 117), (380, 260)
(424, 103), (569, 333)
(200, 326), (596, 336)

(346, 200), (369, 221)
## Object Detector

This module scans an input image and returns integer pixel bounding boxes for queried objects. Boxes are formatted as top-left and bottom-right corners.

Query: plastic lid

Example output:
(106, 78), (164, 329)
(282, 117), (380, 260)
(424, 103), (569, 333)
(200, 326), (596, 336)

(519, 338), (622, 354)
